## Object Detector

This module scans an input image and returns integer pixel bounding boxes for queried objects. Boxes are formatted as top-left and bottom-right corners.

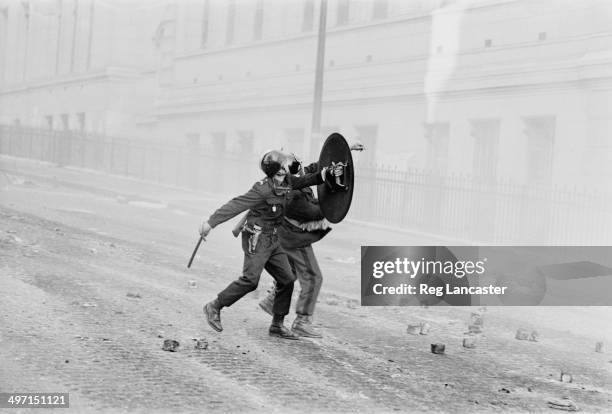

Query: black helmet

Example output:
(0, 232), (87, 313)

(260, 150), (288, 177)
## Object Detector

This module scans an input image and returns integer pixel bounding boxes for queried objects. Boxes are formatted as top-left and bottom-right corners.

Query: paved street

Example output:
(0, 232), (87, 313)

(1, 157), (611, 413)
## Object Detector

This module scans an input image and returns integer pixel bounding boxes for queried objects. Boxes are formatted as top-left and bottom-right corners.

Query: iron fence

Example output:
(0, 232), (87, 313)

(350, 165), (612, 244)
(1, 125), (611, 244)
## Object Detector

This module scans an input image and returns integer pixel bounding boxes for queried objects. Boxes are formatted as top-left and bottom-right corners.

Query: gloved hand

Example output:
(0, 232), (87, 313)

(332, 162), (345, 177)
(199, 220), (212, 238)
(322, 162), (346, 190)
(321, 163), (345, 181)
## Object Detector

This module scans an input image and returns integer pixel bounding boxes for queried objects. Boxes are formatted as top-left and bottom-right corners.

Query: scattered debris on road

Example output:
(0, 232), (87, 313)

(407, 324), (420, 335)
(560, 371), (573, 383)
(162, 339), (180, 352)
(515, 328), (530, 340)
(193, 338), (209, 350)
(431, 344), (445, 354)
(463, 337), (476, 349)
(466, 312), (484, 334)
(407, 322), (430, 335)
(470, 312), (484, 327)
(547, 397), (578, 411)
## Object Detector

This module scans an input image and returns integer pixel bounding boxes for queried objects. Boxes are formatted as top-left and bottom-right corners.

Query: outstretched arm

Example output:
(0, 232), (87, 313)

(200, 185), (264, 236)
(302, 141), (363, 174)
(290, 168), (324, 190)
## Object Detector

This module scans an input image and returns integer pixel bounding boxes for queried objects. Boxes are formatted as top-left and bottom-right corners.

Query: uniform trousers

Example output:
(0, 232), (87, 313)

(217, 231), (296, 316)
(285, 245), (323, 316)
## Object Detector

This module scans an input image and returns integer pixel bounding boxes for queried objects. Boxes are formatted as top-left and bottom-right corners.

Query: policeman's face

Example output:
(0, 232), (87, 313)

(272, 151), (291, 184)
(273, 166), (288, 184)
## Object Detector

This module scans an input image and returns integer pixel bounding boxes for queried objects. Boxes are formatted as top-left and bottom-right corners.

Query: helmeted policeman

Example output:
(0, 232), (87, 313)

(199, 150), (342, 339)
(258, 143), (364, 337)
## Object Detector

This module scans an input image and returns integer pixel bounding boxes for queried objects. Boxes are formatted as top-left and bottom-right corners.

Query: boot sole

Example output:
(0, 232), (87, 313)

(269, 331), (300, 340)
(203, 305), (223, 332)
(292, 328), (322, 338)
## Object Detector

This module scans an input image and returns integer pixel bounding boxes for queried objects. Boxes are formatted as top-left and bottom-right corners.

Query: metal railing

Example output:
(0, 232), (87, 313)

(350, 165), (612, 244)
(1, 125), (610, 244)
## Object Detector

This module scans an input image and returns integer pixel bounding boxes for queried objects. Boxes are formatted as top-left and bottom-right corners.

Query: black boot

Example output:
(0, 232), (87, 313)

(203, 299), (223, 332)
(269, 314), (299, 340)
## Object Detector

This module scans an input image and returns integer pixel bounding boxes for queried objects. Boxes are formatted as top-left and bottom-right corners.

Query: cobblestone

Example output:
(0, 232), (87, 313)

(1, 169), (611, 413)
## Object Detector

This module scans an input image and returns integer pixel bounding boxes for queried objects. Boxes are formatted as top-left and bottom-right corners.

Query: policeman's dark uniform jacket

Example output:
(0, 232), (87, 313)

(278, 162), (331, 249)
(253, 162), (329, 322)
(206, 165), (324, 316)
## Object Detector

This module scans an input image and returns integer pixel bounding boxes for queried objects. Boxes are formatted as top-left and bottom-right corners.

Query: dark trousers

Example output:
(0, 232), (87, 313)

(217, 232), (296, 316)
(286, 245), (323, 316)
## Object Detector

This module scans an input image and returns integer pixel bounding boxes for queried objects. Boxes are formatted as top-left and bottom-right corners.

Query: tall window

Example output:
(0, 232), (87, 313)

(523, 116), (555, 183)
(302, 0), (315, 32)
(186, 133), (200, 151)
(0, 7), (7, 85)
(201, 0), (210, 48)
(70, 0), (79, 73)
(336, 0), (350, 26)
(185, 133), (201, 189)
(471, 119), (500, 181)
(226, 0), (236, 45)
(254, 0), (264, 41)
(237, 130), (254, 154)
(77, 112), (86, 132)
(372, 0), (388, 20)
(21, 2), (31, 80)
(61, 113), (69, 130)
(424, 122), (449, 174)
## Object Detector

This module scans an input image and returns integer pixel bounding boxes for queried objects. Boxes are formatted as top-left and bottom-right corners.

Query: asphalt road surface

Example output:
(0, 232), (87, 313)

(1, 159), (611, 413)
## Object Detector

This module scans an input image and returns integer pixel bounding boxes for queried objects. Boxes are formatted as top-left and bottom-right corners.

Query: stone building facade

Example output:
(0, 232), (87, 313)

(1, 0), (611, 187)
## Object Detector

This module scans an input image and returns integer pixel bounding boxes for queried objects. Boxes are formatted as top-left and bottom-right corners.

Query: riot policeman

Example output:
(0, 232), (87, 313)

(258, 143), (364, 337)
(200, 150), (343, 339)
